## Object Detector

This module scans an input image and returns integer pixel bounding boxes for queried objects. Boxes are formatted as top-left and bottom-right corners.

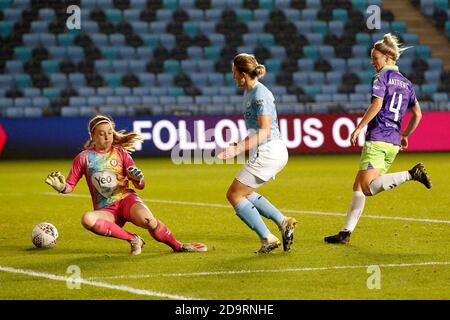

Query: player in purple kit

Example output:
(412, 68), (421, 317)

(324, 33), (432, 244)
(45, 115), (207, 255)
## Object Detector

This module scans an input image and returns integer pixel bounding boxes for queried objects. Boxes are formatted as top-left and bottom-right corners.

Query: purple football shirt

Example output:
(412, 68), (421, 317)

(366, 65), (418, 146)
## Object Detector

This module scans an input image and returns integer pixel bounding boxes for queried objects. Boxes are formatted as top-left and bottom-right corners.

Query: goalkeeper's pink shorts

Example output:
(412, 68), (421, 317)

(102, 193), (147, 227)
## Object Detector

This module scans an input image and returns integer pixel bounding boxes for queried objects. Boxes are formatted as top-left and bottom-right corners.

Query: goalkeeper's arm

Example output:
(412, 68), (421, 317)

(45, 172), (67, 193)
(127, 166), (145, 190)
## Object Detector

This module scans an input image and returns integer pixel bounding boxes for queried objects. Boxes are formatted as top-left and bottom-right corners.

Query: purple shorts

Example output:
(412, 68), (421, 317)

(101, 193), (145, 227)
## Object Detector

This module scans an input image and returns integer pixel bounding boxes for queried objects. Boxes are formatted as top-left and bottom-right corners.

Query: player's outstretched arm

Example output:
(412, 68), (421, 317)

(127, 166), (145, 189)
(45, 172), (67, 193)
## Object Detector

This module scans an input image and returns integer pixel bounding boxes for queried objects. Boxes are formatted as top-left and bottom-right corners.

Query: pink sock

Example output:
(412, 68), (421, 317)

(90, 219), (135, 241)
(149, 220), (183, 251)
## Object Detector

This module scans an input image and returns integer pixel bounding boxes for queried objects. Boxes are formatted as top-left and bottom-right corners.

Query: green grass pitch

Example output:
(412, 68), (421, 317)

(0, 152), (449, 300)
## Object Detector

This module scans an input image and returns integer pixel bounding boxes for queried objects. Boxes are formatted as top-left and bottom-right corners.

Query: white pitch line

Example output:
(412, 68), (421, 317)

(40, 192), (450, 224)
(0, 265), (202, 300)
(89, 261), (450, 280)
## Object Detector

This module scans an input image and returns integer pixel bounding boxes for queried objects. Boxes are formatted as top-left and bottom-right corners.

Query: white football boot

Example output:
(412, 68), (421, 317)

(129, 235), (145, 255)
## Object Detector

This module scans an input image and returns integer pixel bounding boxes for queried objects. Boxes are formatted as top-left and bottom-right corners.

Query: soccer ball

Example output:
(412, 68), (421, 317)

(32, 222), (59, 248)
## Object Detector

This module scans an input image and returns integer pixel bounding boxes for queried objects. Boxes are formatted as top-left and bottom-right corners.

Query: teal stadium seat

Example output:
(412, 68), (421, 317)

(102, 47), (119, 60)
(104, 73), (122, 88)
(259, 33), (275, 47)
(0, 0), (12, 10)
(311, 21), (328, 34)
(435, 0), (449, 10)
(265, 59), (281, 74)
(57, 33), (75, 47)
(0, 21), (13, 37)
(356, 33), (372, 46)
(236, 9), (252, 22)
(259, 0), (273, 10)
(303, 46), (320, 60)
(105, 9), (122, 25)
(357, 71), (373, 84)
(164, 60), (181, 74)
(302, 85), (321, 96)
(14, 74), (32, 90)
(183, 21), (199, 38)
(351, 0), (368, 12)
(168, 87), (184, 97)
(391, 21), (407, 34)
(163, 0), (178, 9)
(204, 47), (221, 61)
(332, 9), (348, 22)
(143, 34), (160, 47)
(445, 21), (450, 39)
(415, 45), (431, 59)
(41, 60), (59, 74)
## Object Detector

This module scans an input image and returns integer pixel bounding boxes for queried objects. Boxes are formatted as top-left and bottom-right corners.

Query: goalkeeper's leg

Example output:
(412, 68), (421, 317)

(82, 210), (136, 241)
(127, 199), (184, 252)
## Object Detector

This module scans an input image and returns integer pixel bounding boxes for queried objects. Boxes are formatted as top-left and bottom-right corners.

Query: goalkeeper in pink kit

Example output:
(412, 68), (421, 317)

(45, 115), (207, 255)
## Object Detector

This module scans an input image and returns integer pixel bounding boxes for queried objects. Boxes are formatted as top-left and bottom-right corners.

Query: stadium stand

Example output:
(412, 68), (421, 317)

(0, 0), (448, 118)
(412, 0), (449, 37)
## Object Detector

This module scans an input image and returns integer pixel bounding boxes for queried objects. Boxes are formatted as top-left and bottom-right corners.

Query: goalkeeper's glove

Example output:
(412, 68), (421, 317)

(45, 172), (67, 193)
(127, 166), (144, 184)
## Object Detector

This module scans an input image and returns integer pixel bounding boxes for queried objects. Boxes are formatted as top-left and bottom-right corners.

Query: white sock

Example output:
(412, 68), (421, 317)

(369, 171), (412, 196)
(343, 191), (366, 232)
(265, 233), (279, 243)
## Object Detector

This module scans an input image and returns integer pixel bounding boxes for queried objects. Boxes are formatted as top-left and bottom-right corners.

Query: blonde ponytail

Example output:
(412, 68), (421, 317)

(373, 33), (412, 61)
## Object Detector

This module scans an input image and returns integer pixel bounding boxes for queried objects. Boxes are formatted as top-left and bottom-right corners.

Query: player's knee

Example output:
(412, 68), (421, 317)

(353, 182), (372, 196)
(81, 212), (96, 229)
(226, 189), (237, 204)
(144, 216), (158, 230)
(361, 184), (373, 197)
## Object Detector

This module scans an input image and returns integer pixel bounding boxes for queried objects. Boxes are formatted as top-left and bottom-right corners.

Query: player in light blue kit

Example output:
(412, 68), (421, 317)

(218, 53), (297, 253)
(325, 34), (432, 244)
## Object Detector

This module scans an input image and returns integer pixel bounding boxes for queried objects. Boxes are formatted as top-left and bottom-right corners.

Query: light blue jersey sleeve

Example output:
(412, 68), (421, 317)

(253, 85), (276, 116)
(243, 82), (281, 142)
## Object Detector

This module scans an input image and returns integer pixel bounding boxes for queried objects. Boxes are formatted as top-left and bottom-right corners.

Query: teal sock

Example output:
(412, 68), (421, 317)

(234, 198), (270, 239)
(247, 192), (284, 226)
